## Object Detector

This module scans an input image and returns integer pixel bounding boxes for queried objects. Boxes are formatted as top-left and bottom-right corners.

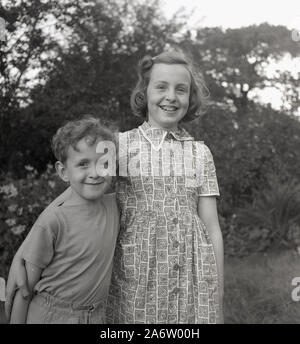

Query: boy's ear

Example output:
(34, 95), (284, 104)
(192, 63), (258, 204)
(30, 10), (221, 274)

(55, 161), (69, 183)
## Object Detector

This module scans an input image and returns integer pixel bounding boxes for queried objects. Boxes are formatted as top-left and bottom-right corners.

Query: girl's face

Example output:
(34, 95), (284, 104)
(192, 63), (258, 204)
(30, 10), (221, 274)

(146, 63), (191, 131)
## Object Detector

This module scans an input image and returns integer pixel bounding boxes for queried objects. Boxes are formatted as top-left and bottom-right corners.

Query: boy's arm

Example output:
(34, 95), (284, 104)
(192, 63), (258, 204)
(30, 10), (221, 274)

(5, 187), (71, 320)
(9, 290), (30, 324)
(9, 262), (42, 324)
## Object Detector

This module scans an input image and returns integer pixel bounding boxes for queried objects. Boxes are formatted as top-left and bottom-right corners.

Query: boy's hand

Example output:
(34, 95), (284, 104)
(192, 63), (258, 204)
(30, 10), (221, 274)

(5, 256), (29, 321)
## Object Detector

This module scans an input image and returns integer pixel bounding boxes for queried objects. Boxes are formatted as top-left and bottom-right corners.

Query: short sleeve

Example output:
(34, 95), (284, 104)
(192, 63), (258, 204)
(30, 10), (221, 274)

(197, 144), (220, 197)
(22, 214), (57, 269)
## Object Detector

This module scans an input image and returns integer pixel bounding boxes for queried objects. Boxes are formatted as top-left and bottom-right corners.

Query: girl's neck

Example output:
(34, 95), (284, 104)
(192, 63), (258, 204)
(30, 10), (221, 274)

(147, 119), (178, 132)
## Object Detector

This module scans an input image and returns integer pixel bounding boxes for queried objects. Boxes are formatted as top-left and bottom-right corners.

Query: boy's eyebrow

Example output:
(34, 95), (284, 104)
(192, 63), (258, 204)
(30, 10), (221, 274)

(76, 157), (89, 161)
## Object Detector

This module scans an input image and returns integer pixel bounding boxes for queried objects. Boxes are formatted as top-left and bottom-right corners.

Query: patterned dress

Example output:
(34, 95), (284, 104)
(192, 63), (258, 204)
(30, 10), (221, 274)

(106, 121), (220, 324)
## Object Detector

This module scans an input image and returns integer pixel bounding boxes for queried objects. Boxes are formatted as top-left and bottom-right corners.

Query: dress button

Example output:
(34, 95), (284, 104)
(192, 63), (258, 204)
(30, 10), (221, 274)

(173, 287), (180, 294)
(173, 263), (180, 271)
(173, 241), (179, 248)
(173, 218), (178, 225)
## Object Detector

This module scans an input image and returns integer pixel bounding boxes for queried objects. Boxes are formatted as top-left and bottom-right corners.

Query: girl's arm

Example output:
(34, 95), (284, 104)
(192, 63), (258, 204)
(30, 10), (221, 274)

(198, 196), (224, 322)
(9, 262), (42, 324)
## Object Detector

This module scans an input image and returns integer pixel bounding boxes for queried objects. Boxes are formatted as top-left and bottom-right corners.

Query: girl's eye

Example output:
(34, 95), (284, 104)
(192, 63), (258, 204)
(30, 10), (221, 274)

(177, 87), (188, 93)
(156, 84), (166, 90)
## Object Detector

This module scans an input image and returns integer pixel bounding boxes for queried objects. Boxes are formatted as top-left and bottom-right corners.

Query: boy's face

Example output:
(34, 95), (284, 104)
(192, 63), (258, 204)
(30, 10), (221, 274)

(56, 137), (114, 204)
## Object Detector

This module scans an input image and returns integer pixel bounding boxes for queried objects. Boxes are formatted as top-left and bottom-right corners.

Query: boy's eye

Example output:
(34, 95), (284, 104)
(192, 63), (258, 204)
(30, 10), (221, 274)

(78, 161), (89, 167)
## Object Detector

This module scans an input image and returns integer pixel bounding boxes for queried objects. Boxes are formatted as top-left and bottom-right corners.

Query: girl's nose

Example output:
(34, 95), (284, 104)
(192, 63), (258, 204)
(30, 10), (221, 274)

(165, 87), (176, 101)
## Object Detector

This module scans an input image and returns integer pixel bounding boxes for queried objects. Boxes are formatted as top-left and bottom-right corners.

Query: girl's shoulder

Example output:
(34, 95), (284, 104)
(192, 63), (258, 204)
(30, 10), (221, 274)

(118, 127), (141, 147)
(193, 140), (211, 152)
(119, 127), (140, 138)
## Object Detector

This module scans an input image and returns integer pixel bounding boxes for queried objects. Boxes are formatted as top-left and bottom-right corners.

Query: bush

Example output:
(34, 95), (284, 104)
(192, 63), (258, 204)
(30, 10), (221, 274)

(222, 173), (300, 256)
(235, 174), (300, 251)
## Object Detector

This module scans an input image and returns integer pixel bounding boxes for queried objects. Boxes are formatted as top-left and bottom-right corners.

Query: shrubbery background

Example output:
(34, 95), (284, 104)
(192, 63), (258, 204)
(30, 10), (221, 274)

(1, 0), (300, 280)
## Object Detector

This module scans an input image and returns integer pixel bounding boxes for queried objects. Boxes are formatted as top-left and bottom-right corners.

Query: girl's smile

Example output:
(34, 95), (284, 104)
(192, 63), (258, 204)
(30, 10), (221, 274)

(146, 63), (191, 131)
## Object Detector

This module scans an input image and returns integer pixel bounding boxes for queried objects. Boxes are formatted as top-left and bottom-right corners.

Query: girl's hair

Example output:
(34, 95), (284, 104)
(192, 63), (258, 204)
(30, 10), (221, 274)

(130, 50), (209, 122)
(51, 116), (118, 163)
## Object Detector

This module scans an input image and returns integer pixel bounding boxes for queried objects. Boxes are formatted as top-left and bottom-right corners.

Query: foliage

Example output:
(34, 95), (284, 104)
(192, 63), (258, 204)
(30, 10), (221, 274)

(178, 24), (300, 113)
(184, 104), (300, 255)
(186, 104), (300, 205)
(0, 0), (186, 176)
(0, 165), (66, 279)
(0, 0), (72, 169)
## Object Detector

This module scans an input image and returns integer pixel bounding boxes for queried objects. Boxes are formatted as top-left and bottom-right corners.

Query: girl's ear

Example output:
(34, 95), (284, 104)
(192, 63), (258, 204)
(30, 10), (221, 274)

(55, 161), (69, 183)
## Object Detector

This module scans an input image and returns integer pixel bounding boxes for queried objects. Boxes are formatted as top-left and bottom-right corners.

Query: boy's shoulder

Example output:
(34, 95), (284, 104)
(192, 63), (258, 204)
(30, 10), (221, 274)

(34, 201), (62, 231)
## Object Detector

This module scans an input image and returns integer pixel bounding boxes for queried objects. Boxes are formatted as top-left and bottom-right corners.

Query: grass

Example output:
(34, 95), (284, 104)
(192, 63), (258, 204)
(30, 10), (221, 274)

(224, 249), (300, 324)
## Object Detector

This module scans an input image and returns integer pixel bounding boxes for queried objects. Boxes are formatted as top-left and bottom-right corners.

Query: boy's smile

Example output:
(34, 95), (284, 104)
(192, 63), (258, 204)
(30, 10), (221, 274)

(57, 137), (113, 204)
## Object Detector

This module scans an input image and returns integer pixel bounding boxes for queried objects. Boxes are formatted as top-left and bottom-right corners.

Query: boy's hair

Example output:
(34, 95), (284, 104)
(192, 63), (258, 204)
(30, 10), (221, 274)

(51, 116), (117, 163)
(130, 50), (209, 122)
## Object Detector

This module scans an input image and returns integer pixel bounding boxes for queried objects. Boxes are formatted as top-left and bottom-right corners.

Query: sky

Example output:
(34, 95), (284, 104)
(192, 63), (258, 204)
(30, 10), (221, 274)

(161, 0), (300, 31)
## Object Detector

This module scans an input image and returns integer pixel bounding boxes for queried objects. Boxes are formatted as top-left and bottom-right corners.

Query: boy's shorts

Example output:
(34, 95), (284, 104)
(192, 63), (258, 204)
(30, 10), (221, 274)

(26, 292), (106, 324)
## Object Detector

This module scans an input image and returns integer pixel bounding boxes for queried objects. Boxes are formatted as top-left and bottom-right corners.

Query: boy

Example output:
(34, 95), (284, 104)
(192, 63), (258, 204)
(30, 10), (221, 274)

(9, 117), (119, 324)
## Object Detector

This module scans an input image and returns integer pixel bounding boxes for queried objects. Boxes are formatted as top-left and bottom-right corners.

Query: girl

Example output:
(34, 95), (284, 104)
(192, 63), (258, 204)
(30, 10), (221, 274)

(6, 51), (223, 324)
(106, 51), (224, 324)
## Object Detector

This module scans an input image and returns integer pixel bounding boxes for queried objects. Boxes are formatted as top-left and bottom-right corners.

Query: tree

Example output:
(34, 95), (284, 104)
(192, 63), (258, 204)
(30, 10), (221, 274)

(178, 24), (300, 114)
(0, 0), (77, 170)
(0, 0), (185, 175)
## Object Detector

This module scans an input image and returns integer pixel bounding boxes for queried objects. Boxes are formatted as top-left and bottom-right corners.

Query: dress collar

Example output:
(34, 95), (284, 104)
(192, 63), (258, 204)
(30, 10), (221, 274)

(138, 121), (194, 151)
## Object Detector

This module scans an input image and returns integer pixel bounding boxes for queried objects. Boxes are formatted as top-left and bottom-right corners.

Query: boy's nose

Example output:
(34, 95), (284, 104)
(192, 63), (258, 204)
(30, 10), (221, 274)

(89, 165), (99, 179)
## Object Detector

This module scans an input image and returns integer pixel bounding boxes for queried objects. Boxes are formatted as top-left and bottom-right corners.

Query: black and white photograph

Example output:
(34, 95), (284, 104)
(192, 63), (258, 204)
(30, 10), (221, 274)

(0, 0), (300, 327)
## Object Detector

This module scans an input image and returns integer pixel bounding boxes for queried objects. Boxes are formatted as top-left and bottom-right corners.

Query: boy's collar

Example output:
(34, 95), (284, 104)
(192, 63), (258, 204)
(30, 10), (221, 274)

(138, 121), (194, 151)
